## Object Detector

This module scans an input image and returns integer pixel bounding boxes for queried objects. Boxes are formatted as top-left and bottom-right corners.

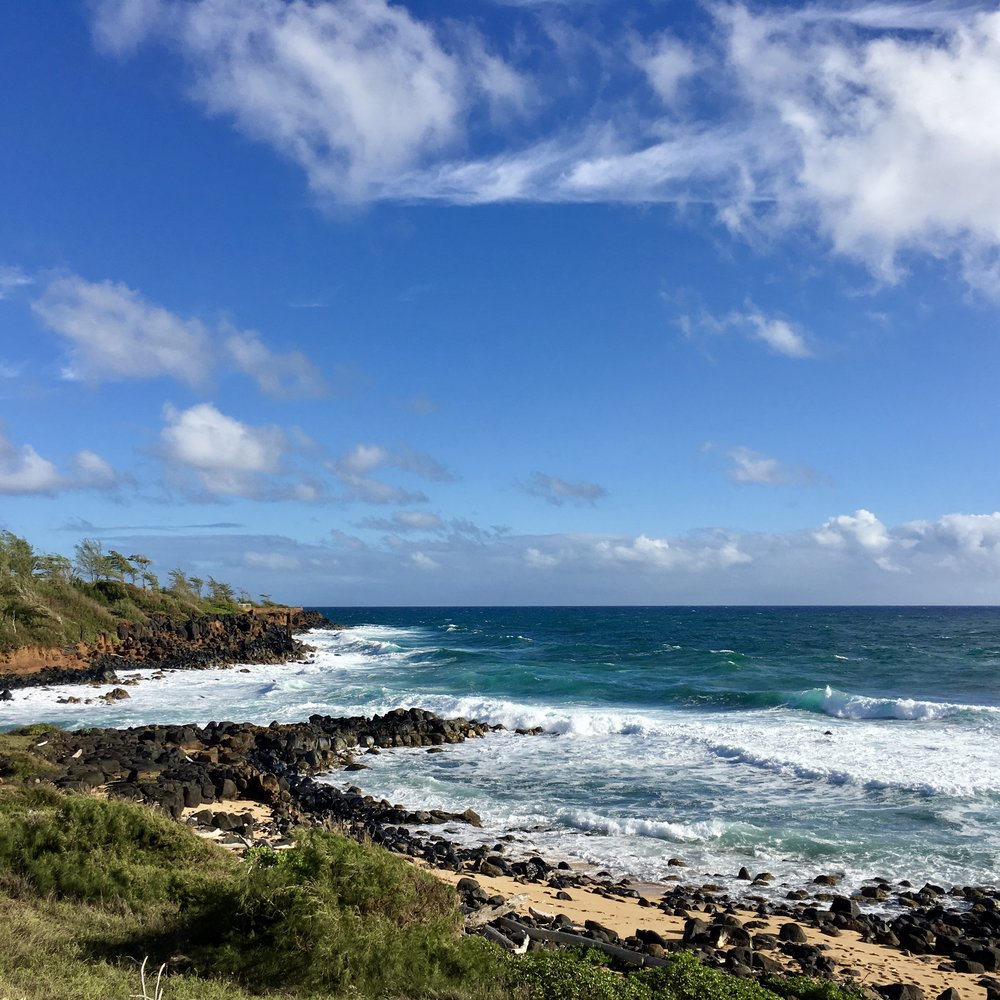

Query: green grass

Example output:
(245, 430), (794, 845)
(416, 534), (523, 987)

(0, 786), (867, 1000)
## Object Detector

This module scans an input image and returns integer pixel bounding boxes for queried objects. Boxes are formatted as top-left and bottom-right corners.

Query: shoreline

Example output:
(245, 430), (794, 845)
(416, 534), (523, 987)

(6, 705), (998, 999)
(3, 617), (998, 998)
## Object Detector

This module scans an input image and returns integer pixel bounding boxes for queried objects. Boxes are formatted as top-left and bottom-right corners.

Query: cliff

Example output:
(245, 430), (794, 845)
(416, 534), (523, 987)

(0, 608), (332, 690)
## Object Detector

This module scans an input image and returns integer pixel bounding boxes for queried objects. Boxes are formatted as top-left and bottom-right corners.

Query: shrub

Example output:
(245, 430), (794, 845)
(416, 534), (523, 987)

(507, 949), (653, 1000)
(188, 828), (503, 996)
(641, 952), (782, 1000)
(0, 789), (233, 909)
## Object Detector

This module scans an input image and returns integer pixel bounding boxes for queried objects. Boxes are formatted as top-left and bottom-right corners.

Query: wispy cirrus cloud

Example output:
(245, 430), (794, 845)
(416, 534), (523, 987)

(679, 303), (813, 359)
(89, 1), (1000, 295)
(0, 265), (32, 300)
(33, 273), (326, 397)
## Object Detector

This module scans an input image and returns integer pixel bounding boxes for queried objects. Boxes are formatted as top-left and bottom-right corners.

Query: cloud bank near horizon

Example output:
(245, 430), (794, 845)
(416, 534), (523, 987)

(81, 508), (1000, 606)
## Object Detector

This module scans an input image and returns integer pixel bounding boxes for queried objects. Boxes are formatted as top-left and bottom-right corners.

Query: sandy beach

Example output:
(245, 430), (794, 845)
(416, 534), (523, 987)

(425, 864), (990, 1000)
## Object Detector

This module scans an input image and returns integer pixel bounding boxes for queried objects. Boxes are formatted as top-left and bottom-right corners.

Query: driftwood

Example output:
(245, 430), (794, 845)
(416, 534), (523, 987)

(494, 917), (672, 968)
(463, 894), (530, 929)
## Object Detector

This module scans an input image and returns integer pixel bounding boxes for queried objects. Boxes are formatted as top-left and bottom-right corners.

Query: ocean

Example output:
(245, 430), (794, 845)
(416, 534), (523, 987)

(3, 606), (998, 901)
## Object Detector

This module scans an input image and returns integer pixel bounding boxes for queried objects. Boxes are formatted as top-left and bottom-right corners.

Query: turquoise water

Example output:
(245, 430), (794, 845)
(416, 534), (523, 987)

(3, 605), (998, 896)
(307, 606), (1000, 895)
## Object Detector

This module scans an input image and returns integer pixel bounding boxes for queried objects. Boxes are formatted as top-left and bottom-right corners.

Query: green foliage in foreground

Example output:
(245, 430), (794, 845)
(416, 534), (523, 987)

(0, 786), (867, 1000)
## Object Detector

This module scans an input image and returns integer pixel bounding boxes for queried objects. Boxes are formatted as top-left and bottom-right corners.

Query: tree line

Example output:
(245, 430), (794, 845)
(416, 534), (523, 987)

(0, 531), (253, 615)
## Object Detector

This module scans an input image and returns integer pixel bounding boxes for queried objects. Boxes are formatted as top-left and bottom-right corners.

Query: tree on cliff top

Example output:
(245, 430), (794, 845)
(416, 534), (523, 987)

(74, 538), (111, 583)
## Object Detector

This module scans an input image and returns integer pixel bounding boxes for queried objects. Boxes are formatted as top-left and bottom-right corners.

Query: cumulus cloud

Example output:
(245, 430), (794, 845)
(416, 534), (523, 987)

(594, 533), (752, 571)
(815, 508), (891, 552)
(32, 273), (324, 396)
(33, 275), (212, 384)
(89, 1), (1000, 293)
(0, 428), (119, 496)
(332, 443), (453, 505)
(522, 472), (608, 506)
(159, 402), (318, 500)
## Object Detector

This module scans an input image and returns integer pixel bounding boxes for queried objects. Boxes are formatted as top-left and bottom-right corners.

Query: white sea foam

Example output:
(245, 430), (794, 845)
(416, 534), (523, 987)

(791, 684), (998, 721)
(556, 808), (726, 843)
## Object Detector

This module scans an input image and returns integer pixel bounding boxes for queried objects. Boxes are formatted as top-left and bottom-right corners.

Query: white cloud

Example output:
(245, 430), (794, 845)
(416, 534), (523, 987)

(243, 550), (302, 571)
(595, 533), (752, 571)
(89, 2), (1000, 294)
(32, 273), (324, 396)
(160, 402), (294, 497)
(0, 433), (62, 495)
(91, 0), (525, 203)
(815, 508), (891, 552)
(679, 303), (812, 358)
(726, 447), (786, 485)
(33, 275), (212, 384)
(332, 443), (453, 505)
(410, 550), (440, 570)
(359, 511), (445, 533)
(396, 510), (444, 531)
(72, 450), (119, 488)
(723, 446), (816, 486)
(117, 508), (1000, 604)
(744, 312), (811, 359)
(523, 471), (608, 506)
(0, 265), (32, 300)
(225, 329), (327, 399)
(524, 546), (559, 569)
(632, 33), (698, 105)
(0, 428), (119, 496)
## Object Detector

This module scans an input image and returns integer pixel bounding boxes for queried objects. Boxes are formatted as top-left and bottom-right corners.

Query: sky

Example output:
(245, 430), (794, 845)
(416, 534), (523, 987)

(2, 0), (1000, 605)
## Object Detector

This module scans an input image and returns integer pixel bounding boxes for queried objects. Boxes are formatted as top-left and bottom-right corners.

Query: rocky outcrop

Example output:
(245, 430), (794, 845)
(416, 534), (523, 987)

(0, 611), (313, 690)
(20, 708), (500, 863)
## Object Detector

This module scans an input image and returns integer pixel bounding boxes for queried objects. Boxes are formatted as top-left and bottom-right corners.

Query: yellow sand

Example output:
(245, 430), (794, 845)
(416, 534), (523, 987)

(425, 865), (987, 999)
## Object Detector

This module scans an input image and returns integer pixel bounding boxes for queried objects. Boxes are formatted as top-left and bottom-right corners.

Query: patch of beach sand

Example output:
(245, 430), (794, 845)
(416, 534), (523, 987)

(424, 865), (987, 1000)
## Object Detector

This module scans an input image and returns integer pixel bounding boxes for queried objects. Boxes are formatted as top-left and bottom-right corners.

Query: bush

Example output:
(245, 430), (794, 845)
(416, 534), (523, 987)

(0, 788), (233, 909)
(188, 828), (503, 996)
(507, 949), (653, 1000)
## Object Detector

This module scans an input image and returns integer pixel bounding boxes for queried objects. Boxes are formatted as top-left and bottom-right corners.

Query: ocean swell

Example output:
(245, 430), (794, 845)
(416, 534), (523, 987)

(789, 685), (997, 722)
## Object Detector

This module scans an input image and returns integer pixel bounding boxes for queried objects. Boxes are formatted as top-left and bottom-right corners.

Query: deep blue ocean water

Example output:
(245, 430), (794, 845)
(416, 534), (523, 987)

(3, 606), (998, 898)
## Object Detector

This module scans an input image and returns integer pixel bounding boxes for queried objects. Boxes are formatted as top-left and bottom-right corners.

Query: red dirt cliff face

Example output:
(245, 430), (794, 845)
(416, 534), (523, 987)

(0, 644), (91, 676)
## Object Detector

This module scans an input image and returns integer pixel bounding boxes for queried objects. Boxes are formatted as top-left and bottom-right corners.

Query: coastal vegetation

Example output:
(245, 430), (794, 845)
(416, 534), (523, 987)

(0, 771), (865, 1000)
(0, 530), (251, 652)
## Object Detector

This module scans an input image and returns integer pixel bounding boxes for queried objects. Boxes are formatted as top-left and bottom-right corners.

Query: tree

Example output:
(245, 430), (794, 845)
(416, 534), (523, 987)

(0, 531), (37, 581)
(36, 553), (73, 583)
(188, 576), (204, 598)
(129, 553), (153, 589)
(141, 569), (160, 592)
(106, 550), (134, 584)
(168, 568), (195, 599)
(207, 576), (236, 607)
(74, 538), (111, 582)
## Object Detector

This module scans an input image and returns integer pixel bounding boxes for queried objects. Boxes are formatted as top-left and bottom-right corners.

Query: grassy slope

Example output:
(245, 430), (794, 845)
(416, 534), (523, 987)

(0, 772), (864, 1000)
(0, 531), (255, 653)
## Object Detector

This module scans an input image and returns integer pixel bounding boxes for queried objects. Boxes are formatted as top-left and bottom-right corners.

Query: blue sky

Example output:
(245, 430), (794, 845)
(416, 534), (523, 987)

(2, 0), (1000, 604)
